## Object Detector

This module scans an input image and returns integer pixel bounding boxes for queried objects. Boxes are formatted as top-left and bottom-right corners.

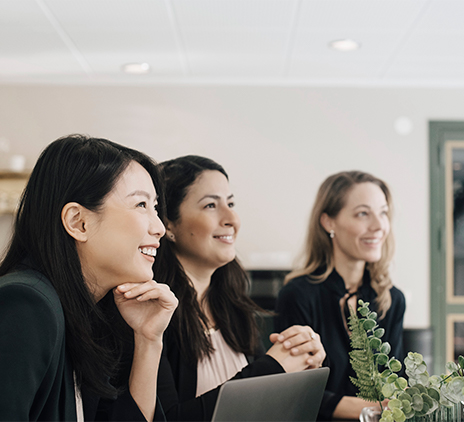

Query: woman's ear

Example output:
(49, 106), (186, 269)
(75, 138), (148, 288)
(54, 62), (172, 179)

(165, 221), (176, 242)
(320, 213), (334, 234)
(61, 202), (89, 242)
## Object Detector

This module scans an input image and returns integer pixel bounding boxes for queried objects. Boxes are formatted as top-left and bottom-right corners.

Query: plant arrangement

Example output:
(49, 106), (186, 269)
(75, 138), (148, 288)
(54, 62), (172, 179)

(349, 300), (464, 422)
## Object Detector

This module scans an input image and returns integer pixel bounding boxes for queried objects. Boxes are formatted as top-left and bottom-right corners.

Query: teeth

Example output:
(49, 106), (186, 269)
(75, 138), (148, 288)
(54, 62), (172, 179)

(139, 247), (157, 257)
(215, 235), (233, 240)
(363, 239), (380, 244)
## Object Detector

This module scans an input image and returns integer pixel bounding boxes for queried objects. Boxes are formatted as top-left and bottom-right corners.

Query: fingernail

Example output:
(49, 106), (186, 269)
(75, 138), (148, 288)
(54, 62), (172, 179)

(118, 284), (128, 291)
(124, 291), (132, 297)
(277, 335), (284, 342)
(291, 348), (299, 354)
(284, 341), (291, 348)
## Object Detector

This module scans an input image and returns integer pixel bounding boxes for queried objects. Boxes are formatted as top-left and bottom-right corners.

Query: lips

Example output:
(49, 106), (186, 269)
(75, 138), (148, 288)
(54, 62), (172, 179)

(138, 247), (157, 257)
(361, 238), (382, 245)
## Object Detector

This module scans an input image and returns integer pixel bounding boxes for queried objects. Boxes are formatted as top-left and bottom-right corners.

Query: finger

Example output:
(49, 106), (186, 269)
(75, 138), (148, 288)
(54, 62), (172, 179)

(283, 331), (319, 350)
(269, 333), (280, 344)
(276, 325), (317, 343)
(136, 286), (178, 310)
(118, 280), (161, 299)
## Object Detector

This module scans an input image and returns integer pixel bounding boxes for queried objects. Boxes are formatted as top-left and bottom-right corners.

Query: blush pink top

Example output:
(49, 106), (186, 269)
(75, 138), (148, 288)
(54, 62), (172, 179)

(196, 328), (248, 397)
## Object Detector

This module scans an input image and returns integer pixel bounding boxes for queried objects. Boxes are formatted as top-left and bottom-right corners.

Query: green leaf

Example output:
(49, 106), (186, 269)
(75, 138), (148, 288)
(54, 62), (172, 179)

(388, 398), (401, 409)
(412, 393), (423, 411)
(387, 373), (398, 383)
(381, 369), (392, 378)
(401, 400), (412, 414)
(389, 358), (402, 373)
(422, 393), (433, 408)
(382, 383), (396, 398)
(359, 307), (369, 317)
(380, 342), (391, 355)
(391, 408), (405, 422)
(363, 318), (376, 330)
(427, 387), (440, 401)
(459, 355), (464, 369)
(395, 377), (408, 390)
(369, 311), (378, 320)
(374, 328), (385, 338)
(398, 392), (412, 402)
(377, 353), (388, 365)
(369, 337), (382, 349)
(446, 361), (458, 373)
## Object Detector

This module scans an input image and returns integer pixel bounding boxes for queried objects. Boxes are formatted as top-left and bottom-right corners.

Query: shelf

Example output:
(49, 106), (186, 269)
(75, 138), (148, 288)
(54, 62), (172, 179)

(0, 171), (30, 215)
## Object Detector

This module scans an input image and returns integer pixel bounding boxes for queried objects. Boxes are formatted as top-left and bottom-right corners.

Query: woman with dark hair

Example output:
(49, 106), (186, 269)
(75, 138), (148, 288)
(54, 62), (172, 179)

(275, 171), (406, 421)
(153, 155), (326, 421)
(0, 135), (178, 421)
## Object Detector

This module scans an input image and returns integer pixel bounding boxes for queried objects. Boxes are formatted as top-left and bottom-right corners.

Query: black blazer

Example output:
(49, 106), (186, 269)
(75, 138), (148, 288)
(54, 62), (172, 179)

(0, 266), (164, 421)
(156, 325), (286, 421)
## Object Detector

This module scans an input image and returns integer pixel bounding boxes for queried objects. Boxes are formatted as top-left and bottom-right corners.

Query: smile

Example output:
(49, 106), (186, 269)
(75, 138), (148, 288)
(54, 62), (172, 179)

(214, 235), (233, 240)
(362, 238), (381, 244)
(139, 247), (157, 257)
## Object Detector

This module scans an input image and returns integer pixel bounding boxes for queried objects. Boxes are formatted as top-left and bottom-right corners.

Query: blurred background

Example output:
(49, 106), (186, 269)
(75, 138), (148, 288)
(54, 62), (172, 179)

(1, 0), (464, 370)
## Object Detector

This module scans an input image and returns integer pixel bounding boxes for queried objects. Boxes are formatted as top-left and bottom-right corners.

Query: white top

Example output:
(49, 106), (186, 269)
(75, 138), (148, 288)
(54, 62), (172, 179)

(196, 328), (248, 397)
(74, 372), (84, 422)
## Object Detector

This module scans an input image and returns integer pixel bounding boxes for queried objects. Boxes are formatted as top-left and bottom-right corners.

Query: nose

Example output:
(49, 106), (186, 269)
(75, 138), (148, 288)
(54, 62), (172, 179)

(370, 213), (388, 232)
(149, 211), (166, 239)
(221, 205), (240, 230)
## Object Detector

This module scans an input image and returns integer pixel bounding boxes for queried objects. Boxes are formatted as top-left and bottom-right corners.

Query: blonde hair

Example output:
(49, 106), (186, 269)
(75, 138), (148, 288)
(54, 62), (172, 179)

(285, 171), (395, 319)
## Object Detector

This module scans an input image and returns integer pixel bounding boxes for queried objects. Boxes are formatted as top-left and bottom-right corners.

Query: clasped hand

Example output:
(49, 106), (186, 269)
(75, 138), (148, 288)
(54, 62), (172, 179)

(266, 325), (326, 372)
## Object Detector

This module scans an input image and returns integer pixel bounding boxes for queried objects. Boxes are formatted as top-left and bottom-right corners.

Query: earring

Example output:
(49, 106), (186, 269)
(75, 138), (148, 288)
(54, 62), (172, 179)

(169, 233), (175, 241)
(329, 230), (335, 239)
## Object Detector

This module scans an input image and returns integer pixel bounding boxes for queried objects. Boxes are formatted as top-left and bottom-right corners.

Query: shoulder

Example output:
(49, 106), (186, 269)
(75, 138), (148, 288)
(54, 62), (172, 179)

(389, 285), (406, 310)
(281, 275), (323, 293)
(278, 275), (323, 302)
(0, 269), (64, 328)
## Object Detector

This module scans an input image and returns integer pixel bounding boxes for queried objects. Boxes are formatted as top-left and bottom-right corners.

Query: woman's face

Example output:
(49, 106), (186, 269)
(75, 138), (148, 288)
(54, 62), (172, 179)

(78, 161), (165, 297)
(323, 182), (390, 266)
(169, 170), (240, 275)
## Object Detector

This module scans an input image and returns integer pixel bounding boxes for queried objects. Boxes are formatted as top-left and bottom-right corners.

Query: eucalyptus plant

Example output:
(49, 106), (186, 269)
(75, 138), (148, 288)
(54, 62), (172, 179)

(349, 300), (464, 422)
(348, 299), (404, 410)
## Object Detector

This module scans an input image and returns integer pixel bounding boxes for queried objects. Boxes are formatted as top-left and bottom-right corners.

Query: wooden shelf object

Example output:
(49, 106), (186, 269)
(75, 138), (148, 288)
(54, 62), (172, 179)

(0, 171), (30, 215)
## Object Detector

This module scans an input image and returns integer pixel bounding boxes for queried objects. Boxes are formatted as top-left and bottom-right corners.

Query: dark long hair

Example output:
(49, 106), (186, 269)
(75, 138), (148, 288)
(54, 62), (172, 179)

(0, 134), (164, 397)
(153, 155), (261, 364)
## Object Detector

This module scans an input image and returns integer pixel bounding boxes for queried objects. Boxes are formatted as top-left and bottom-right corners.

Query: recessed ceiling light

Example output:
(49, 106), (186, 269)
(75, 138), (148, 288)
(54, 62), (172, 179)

(329, 39), (361, 52)
(122, 62), (150, 74)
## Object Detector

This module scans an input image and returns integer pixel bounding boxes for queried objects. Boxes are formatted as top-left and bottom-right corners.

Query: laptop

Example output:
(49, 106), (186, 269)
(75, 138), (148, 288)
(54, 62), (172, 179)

(211, 367), (329, 422)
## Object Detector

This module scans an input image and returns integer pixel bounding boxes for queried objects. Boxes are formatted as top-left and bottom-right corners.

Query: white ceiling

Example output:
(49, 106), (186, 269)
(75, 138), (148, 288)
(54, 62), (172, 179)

(1, 0), (464, 86)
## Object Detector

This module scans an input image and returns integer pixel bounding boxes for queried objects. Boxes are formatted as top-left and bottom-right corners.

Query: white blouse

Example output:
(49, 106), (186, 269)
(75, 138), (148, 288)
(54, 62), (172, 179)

(74, 372), (84, 422)
(196, 328), (248, 397)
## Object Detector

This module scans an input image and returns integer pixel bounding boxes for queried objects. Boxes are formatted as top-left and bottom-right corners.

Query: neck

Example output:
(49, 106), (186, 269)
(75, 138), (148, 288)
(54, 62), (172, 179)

(333, 252), (366, 292)
(177, 256), (215, 300)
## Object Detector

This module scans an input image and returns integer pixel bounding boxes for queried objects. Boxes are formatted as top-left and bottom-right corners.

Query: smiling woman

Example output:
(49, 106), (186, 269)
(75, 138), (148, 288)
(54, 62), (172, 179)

(152, 155), (327, 421)
(275, 170), (406, 421)
(0, 135), (177, 421)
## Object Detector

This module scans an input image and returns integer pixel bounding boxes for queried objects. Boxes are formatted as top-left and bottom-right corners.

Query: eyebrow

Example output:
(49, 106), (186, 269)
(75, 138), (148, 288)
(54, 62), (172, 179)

(353, 204), (388, 210)
(198, 194), (234, 203)
(127, 190), (158, 201)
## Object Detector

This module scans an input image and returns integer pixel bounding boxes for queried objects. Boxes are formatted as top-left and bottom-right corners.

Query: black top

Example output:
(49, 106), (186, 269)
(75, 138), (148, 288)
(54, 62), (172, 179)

(0, 266), (165, 421)
(156, 324), (286, 421)
(274, 269), (406, 421)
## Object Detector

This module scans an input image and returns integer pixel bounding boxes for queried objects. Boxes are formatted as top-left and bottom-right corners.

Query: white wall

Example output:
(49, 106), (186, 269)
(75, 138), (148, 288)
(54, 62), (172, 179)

(1, 84), (462, 329)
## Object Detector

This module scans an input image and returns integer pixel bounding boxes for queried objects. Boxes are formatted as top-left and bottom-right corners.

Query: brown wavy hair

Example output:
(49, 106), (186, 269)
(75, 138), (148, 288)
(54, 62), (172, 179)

(285, 171), (395, 319)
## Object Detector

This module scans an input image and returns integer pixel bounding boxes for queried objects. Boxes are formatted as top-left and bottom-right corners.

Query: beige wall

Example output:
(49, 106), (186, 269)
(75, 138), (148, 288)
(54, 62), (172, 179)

(1, 84), (462, 328)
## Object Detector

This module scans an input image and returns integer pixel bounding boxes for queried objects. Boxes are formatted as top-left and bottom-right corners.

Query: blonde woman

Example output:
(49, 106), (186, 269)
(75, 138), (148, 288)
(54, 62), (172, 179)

(275, 171), (405, 421)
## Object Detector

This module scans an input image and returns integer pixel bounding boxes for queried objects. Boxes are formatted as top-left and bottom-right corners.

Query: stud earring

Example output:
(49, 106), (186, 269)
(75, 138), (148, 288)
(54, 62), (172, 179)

(169, 233), (175, 241)
(329, 230), (335, 239)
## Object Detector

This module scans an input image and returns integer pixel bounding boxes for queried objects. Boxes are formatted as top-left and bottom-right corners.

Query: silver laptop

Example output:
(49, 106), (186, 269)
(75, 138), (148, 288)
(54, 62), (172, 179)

(211, 367), (329, 422)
